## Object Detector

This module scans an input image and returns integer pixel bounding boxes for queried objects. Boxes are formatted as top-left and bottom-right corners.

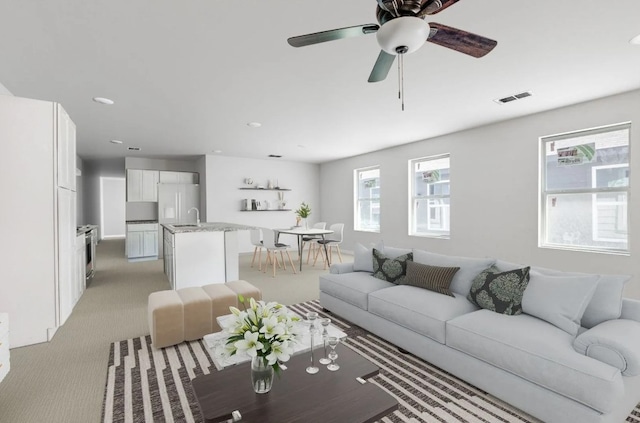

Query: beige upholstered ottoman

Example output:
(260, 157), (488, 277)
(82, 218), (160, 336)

(178, 287), (213, 341)
(148, 290), (184, 349)
(201, 284), (238, 332)
(148, 280), (262, 348)
(226, 279), (262, 304)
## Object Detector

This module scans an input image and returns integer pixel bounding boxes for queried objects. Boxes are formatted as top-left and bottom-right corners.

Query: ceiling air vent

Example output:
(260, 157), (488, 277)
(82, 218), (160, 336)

(268, 154), (282, 158)
(494, 91), (532, 105)
(127, 146), (141, 151)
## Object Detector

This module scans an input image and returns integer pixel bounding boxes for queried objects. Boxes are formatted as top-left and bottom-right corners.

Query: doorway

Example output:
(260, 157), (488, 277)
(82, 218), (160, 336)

(100, 177), (126, 239)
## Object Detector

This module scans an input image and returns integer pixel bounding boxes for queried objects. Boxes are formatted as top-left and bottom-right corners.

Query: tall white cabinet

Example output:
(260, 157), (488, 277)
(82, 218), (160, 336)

(0, 95), (78, 348)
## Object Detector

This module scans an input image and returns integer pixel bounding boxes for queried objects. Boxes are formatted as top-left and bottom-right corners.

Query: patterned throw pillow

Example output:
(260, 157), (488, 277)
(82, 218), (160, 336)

(403, 261), (459, 297)
(372, 248), (413, 284)
(467, 265), (531, 315)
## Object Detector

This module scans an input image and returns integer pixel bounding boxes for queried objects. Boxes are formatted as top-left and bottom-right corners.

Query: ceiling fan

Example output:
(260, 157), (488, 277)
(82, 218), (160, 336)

(288, 0), (497, 108)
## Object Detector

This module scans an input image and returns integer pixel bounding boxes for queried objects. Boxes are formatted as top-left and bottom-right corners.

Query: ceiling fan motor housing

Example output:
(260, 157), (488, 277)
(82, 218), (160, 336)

(376, 17), (431, 55)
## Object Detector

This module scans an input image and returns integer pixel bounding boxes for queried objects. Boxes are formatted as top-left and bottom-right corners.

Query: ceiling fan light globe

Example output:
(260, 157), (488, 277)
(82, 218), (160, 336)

(376, 17), (430, 55)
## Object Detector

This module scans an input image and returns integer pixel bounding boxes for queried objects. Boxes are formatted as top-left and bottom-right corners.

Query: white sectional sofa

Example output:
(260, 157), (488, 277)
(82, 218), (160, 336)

(319, 244), (640, 423)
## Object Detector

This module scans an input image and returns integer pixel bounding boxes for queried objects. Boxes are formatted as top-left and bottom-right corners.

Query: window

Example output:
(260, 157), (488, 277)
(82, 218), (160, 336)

(354, 166), (380, 232)
(409, 155), (450, 238)
(540, 123), (630, 254)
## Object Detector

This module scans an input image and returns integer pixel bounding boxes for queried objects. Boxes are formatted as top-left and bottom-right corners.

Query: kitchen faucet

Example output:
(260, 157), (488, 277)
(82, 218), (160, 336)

(188, 207), (200, 226)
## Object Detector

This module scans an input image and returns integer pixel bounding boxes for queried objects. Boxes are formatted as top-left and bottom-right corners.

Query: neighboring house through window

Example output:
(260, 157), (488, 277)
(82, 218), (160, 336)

(540, 122), (630, 254)
(409, 154), (450, 238)
(354, 166), (380, 232)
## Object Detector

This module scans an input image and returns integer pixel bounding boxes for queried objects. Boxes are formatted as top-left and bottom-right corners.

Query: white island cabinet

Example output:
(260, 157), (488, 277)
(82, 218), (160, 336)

(162, 223), (252, 289)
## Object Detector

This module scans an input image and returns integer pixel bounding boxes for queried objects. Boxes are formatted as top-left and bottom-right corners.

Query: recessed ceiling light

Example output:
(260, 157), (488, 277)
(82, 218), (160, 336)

(212, 150), (222, 154)
(92, 97), (114, 105)
(247, 122), (262, 128)
(110, 139), (123, 144)
(631, 34), (640, 45)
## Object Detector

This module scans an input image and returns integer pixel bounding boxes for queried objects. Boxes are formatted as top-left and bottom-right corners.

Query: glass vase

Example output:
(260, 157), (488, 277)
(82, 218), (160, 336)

(251, 356), (274, 394)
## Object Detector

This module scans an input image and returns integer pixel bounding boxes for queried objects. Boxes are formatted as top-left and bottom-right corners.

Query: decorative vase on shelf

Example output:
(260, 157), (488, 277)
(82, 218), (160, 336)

(251, 356), (274, 394)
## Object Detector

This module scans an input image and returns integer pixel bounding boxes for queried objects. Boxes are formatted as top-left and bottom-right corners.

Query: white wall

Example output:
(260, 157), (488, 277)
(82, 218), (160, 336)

(83, 158), (126, 235)
(320, 89), (640, 299)
(0, 81), (13, 96)
(101, 177), (126, 238)
(76, 156), (84, 225)
(204, 155), (321, 253)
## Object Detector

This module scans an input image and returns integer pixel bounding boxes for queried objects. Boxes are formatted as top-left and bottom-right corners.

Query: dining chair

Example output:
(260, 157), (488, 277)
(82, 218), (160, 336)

(313, 223), (344, 269)
(302, 222), (327, 264)
(261, 228), (297, 277)
(249, 229), (263, 270)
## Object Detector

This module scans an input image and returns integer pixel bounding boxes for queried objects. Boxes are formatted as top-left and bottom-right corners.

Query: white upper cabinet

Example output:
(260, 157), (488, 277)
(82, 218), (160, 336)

(56, 104), (76, 191)
(127, 169), (159, 202)
(159, 171), (198, 184)
(141, 170), (159, 201)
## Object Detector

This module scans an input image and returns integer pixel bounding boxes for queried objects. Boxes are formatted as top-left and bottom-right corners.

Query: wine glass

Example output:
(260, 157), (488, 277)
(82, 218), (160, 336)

(305, 312), (319, 374)
(319, 318), (331, 365)
(327, 336), (340, 371)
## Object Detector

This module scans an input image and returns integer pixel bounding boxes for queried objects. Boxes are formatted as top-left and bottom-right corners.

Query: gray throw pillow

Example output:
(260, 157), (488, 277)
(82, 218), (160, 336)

(353, 241), (384, 273)
(522, 271), (599, 336)
(467, 265), (531, 315)
(372, 248), (413, 285)
(403, 261), (459, 297)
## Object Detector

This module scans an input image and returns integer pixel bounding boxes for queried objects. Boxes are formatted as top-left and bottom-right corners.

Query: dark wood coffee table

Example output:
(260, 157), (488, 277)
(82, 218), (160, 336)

(191, 344), (398, 423)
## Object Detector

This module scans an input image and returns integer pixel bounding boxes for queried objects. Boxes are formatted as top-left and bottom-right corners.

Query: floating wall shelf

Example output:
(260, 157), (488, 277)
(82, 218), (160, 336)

(239, 187), (291, 191)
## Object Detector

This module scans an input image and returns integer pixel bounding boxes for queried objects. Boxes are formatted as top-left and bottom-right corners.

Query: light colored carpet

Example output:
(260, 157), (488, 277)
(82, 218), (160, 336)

(0, 238), (335, 423)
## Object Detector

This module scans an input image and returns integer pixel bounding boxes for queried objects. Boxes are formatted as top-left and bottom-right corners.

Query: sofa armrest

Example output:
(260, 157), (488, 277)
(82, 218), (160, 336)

(573, 319), (640, 376)
(621, 298), (640, 322)
(330, 263), (355, 274)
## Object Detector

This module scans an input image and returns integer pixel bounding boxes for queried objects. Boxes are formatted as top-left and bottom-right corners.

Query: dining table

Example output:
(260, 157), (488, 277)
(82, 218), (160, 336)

(275, 227), (334, 272)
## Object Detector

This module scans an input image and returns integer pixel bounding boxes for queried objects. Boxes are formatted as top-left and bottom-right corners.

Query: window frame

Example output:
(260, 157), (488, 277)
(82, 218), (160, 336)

(539, 122), (631, 255)
(354, 166), (381, 233)
(408, 154), (451, 239)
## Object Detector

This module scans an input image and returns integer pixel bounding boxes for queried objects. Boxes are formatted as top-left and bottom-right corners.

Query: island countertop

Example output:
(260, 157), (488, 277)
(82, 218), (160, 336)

(161, 222), (256, 234)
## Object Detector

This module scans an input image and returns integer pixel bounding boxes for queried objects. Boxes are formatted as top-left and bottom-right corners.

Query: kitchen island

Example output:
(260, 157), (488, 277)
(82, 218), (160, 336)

(162, 222), (254, 289)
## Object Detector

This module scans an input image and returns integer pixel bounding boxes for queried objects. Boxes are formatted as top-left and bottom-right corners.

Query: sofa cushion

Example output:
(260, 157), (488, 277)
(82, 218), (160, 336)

(522, 271), (599, 336)
(353, 241), (383, 273)
(402, 261), (458, 297)
(368, 285), (478, 344)
(446, 309), (624, 413)
(372, 248), (413, 285)
(413, 249), (495, 296)
(496, 260), (629, 329)
(533, 266), (629, 328)
(467, 266), (531, 315)
(319, 272), (395, 310)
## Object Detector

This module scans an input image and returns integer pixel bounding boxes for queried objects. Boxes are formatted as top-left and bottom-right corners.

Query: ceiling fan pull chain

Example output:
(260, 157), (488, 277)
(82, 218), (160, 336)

(400, 53), (405, 111)
(398, 55), (401, 100)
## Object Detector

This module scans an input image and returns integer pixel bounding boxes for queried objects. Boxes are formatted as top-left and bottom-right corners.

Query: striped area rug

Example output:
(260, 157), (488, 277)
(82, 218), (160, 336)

(101, 300), (640, 423)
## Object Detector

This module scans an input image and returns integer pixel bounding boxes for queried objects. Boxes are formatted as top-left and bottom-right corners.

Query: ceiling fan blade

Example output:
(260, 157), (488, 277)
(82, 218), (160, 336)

(368, 51), (396, 83)
(419, 0), (461, 17)
(427, 23), (497, 58)
(287, 24), (379, 48)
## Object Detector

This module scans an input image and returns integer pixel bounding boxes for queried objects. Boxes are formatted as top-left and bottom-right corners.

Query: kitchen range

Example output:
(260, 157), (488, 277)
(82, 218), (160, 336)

(76, 225), (98, 281)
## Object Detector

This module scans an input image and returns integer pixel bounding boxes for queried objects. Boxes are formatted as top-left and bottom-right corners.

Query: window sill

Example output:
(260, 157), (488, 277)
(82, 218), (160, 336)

(355, 229), (380, 234)
(409, 233), (450, 240)
(539, 243), (630, 256)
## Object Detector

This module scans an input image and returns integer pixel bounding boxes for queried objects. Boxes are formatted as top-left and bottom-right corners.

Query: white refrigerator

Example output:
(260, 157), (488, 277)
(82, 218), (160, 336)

(157, 183), (200, 258)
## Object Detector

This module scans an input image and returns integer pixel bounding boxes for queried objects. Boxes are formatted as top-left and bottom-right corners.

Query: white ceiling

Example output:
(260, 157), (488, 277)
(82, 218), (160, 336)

(1, 0), (639, 164)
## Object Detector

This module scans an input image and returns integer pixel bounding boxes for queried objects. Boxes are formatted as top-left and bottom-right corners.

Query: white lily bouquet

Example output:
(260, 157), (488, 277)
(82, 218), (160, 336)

(222, 296), (301, 373)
